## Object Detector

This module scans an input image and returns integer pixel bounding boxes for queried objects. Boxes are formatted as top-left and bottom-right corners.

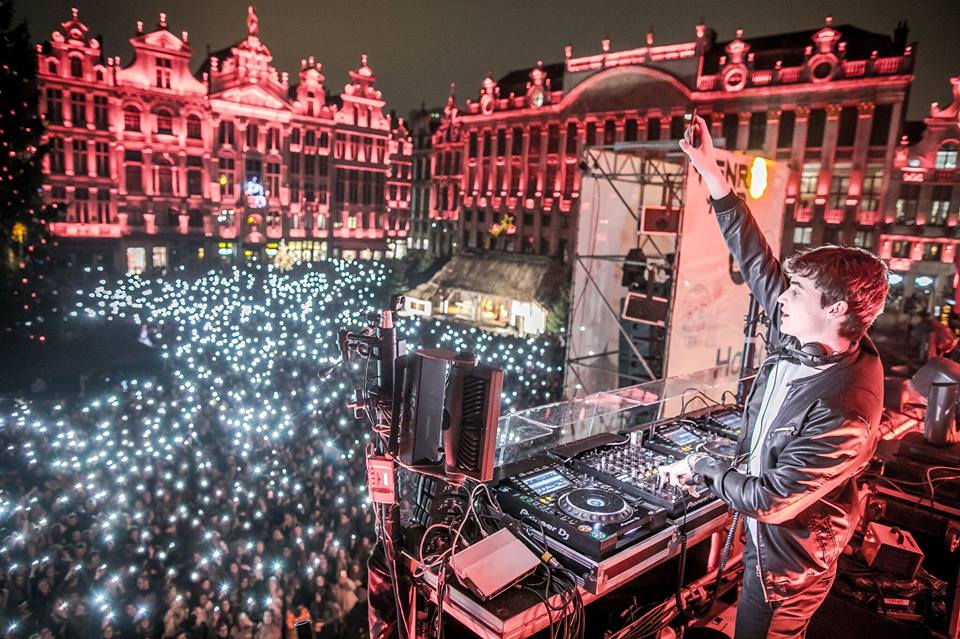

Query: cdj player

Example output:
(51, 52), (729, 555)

(496, 457), (668, 561)
(571, 441), (713, 518)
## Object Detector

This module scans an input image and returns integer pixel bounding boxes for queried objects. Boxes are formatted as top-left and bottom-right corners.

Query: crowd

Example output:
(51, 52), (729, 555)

(0, 260), (563, 638)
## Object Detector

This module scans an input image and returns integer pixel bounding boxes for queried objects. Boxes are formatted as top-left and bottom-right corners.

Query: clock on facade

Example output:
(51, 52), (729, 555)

(528, 88), (546, 108)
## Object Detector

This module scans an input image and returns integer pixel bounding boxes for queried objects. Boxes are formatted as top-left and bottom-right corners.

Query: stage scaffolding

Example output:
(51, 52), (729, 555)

(564, 141), (690, 398)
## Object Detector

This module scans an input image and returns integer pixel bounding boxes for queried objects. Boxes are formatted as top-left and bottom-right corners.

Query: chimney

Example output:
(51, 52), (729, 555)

(893, 20), (909, 53)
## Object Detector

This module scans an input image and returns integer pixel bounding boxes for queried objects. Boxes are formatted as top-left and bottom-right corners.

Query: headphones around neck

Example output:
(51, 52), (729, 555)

(779, 340), (853, 368)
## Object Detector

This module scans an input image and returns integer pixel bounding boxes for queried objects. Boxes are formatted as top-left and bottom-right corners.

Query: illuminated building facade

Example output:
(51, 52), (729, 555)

(879, 77), (960, 314)
(432, 18), (915, 264)
(38, 7), (411, 273)
(407, 104), (451, 256)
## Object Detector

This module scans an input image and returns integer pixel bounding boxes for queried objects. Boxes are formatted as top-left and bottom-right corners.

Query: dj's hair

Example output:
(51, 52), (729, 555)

(783, 245), (889, 342)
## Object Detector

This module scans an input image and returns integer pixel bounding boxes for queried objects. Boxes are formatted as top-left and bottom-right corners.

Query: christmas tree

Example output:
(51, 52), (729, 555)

(0, 0), (53, 339)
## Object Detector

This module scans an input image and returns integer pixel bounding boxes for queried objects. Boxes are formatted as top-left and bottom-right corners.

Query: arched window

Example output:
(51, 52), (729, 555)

(123, 105), (141, 132)
(186, 114), (202, 140)
(156, 108), (174, 135)
(70, 56), (82, 78)
(47, 59), (58, 75)
(936, 143), (959, 170)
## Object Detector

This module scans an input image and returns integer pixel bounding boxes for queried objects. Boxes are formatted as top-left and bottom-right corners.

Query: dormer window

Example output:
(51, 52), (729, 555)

(70, 57), (82, 78)
(156, 57), (172, 89)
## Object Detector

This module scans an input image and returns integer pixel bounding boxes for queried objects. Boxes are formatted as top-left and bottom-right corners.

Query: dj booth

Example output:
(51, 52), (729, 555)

(390, 368), (749, 639)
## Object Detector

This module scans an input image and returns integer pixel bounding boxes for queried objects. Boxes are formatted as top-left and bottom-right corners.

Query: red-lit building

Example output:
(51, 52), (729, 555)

(431, 18), (915, 263)
(38, 6), (412, 273)
(879, 77), (960, 315)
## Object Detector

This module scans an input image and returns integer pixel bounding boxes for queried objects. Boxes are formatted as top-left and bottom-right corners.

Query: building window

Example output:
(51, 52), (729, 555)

(155, 57), (172, 89)
(891, 240), (911, 258)
(95, 142), (110, 177)
(823, 227), (842, 245)
(668, 115), (684, 140)
(895, 183), (920, 224)
(467, 131), (477, 158)
(187, 157), (203, 197)
(49, 137), (65, 174)
(923, 242), (942, 261)
(806, 108), (826, 148)
(861, 167), (883, 211)
(96, 188), (110, 223)
(70, 92), (86, 127)
(245, 157), (262, 184)
(218, 121), (235, 146)
(777, 111), (795, 148)
(828, 169), (850, 209)
(124, 150), (143, 194)
(127, 247), (146, 274)
(267, 162), (280, 197)
(528, 127), (542, 159)
(153, 246), (168, 269)
(792, 226), (813, 247)
(799, 163), (819, 207)
(512, 128), (524, 156)
(73, 188), (89, 223)
(156, 158), (175, 195)
(722, 113), (738, 148)
(580, 122), (594, 146)
(929, 185), (953, 226)
(853, 231), (874, 249)
(624, 119), (638, 142)
(45, 88), (63, 125)
(186, 115), (202, 140)
(266, 128), (279, 150)
(837, 106), (858, 147)
(304, 130), (316, 146)
(291, 128), (301, 145)
(747, 111), (766, 149)
(70, 56), (82, 78)
(124, 106), (141, 132)
(71, 140), (88, 176)
(547, 125), (559, 154)
(93, 95), (108, 130)
(604, 120), (617, 145)
(869, 104), (892, 146)
(246, 123), (258, 150)
(646, 117), (660, 141)
(493, 129), (505, 156)
(936, 143), (959, 170)
(156, 109), (173, 135)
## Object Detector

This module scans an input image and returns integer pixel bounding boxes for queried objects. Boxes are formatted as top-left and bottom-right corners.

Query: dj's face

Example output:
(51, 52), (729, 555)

(776, 274), (832, 341)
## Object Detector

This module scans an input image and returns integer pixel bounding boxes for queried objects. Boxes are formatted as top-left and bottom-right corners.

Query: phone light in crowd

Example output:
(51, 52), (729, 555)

(749, 157), (768, 200)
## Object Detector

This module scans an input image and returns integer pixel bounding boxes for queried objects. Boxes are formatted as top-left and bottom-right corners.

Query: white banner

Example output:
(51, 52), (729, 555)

(664, 151), (789, 385)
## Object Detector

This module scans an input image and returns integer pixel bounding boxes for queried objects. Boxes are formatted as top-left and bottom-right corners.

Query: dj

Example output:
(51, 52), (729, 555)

(658, 116), (889, 638)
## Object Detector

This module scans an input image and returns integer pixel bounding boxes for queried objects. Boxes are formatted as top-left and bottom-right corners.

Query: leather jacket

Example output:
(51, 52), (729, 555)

(690, 191), (883, 603)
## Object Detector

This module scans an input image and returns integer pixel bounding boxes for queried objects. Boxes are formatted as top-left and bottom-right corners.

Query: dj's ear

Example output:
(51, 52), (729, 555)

(828, 300), (849, 318)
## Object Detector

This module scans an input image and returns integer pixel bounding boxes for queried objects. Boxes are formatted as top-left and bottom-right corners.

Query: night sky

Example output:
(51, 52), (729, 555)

(15, 0), (960, 122)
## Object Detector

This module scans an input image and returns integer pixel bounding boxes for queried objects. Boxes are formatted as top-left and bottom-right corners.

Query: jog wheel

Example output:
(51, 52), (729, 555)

(700, 439), (737, 462)
(558, 488), (633, 524)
